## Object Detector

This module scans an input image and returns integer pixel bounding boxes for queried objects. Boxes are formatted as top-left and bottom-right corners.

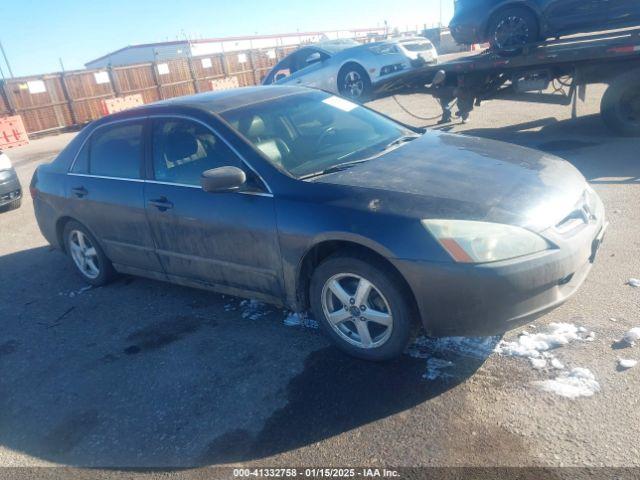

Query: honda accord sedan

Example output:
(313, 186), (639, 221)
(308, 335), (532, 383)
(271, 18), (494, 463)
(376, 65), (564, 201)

(31, 86), (606, 361)
(450, 0), (640, 52)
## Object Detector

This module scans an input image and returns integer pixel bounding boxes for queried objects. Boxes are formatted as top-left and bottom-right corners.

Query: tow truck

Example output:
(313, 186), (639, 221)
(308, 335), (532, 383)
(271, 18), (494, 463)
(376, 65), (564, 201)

(379, 27), (640, 136)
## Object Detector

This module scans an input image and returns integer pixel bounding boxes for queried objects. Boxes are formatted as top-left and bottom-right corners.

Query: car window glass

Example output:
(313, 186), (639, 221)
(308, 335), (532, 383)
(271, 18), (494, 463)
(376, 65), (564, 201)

(152, 118), (244, 186)
(70, 139), (90, 174)
(89, 122), (143, 179)
(221, 91), (409, 178)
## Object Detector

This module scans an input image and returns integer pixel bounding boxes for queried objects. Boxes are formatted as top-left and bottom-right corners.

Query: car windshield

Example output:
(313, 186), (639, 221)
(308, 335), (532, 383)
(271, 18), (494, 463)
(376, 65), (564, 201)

(219, 91), (415, 179)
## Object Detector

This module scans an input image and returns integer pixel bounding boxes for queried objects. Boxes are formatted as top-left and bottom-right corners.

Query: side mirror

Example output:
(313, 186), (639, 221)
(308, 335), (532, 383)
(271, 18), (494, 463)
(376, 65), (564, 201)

(201, 166), (246, 193)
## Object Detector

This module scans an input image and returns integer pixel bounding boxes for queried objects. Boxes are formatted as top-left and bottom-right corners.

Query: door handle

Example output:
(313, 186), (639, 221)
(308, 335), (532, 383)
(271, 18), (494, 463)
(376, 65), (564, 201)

(71, 186), (88, 198)
(148, 197), (173, 211)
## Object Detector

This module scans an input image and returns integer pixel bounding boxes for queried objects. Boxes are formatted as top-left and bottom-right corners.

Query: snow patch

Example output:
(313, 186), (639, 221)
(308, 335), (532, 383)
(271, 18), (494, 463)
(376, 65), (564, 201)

(534, 368), (601, 399)
(407, 335), (499, 360)
(621, 327), (640, 347)
(58, 285), (93, 298)
(283, 311), (319, 329)
(423, 358), (455, 380)
(239, 299), (267, 320)
(494, 322), (594, 371)
(618, 358), (637, 370)
(627, 278), (640, 288)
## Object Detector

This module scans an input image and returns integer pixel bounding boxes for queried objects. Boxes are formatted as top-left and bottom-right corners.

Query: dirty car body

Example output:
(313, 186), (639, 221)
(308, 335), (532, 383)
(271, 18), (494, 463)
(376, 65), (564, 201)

(32, 86), (606, 357)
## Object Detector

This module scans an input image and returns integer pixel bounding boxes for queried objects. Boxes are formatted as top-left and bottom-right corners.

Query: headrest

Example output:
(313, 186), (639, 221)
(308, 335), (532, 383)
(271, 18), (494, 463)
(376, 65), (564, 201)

(164, 131), (199, 162)
(246, 116), (266, 138)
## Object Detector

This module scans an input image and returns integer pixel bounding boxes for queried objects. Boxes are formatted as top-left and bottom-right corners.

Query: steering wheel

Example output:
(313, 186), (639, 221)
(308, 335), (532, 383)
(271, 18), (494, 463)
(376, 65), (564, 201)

(315, 126), (337, 151)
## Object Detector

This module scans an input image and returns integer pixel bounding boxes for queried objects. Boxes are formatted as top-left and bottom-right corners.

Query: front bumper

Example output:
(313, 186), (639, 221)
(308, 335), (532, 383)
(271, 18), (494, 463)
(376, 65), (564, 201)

(394, 207), (607, 337)
(0, 168), (22, 207)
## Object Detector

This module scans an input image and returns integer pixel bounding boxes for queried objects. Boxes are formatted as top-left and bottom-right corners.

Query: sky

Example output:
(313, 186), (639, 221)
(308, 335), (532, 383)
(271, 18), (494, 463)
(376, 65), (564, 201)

(0, 0), (454, 78)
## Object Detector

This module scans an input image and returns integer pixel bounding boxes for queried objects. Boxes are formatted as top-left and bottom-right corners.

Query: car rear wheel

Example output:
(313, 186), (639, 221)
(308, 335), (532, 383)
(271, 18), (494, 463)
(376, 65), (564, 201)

(601, 69), (640, 137)
(488, 7), (539, 55)
(337, 64), (372, 102)
(310, 253), (413, 361)
(63, 220), (116, 286)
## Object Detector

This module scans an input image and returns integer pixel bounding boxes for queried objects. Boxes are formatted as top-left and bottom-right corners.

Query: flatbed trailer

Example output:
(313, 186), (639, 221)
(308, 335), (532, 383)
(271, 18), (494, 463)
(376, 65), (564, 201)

(379, 27), (640, 136)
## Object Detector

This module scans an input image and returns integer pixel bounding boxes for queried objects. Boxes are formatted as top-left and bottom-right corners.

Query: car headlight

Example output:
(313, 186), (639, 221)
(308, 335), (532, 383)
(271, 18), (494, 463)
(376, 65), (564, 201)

(368, 44), (398, 55)
(0, 153), (12, 171)
(422, 219), (549, 263)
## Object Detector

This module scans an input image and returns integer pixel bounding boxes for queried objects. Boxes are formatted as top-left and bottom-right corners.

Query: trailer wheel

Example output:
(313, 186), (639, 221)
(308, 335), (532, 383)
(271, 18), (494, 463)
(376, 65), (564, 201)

(601, 70), (640, 137)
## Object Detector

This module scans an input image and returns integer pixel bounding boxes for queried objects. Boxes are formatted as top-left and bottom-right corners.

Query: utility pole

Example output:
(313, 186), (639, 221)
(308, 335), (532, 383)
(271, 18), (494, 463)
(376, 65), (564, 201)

(0, 39), (14, 78)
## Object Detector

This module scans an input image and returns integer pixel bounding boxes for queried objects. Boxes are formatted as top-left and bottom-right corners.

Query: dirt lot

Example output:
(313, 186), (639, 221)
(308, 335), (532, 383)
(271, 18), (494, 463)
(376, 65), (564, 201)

(1, 84), (639, 469)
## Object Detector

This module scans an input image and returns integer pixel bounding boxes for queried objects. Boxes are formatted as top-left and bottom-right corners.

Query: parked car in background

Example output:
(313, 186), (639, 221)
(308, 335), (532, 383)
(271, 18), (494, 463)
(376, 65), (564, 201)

(262, 39), (416, 101)
(450, 0), (640, 52)
(0, 151), (22, 211)
(32, 86), (606, 361)
(392, 36), (438, 65)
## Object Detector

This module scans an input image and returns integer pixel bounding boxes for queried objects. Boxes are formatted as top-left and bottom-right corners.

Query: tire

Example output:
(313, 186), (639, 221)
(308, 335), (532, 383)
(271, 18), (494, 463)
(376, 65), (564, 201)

(63, 220), (116, 286)
(337, 64), (372, 102)
(310, 252), (414, 361)
(487, 7), (539, 55)
(0, 197), (21, 212)
(601, 70), (640, 137)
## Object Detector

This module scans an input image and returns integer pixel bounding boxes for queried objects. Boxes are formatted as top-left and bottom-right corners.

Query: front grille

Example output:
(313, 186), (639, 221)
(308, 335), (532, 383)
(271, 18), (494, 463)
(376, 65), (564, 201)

(555, 190), (598, 235)
(0, 189), (21, 202)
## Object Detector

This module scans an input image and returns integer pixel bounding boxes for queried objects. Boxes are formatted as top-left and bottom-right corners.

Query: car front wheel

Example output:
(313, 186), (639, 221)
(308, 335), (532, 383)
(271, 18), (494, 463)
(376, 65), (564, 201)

(337, 64), (372, 102)
(310, 253), (414, 361)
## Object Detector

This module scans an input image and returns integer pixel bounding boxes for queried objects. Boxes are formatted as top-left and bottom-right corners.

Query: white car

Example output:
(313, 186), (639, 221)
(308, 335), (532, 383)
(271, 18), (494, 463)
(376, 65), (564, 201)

(263, 39), (422, 102)
(391, 36), (439, 65)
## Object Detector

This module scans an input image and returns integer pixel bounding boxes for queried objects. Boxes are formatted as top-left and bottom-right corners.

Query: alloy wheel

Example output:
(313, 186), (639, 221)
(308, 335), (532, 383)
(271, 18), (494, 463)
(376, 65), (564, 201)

(343, 71), (364, 99)
(494, 16), (530, 51)
(321, 273), (393, 349)
(69, 230), (100, 279)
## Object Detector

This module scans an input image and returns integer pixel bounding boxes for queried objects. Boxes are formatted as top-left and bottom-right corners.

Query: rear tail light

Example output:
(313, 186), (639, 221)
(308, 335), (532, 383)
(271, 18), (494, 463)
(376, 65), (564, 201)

(29, 186), (38, 199)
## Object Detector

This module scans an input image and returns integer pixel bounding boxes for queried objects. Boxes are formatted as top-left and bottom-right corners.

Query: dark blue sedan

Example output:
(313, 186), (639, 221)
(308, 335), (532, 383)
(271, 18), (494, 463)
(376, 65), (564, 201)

(450, 0), (640, 52)
(31, 86), (606, 360)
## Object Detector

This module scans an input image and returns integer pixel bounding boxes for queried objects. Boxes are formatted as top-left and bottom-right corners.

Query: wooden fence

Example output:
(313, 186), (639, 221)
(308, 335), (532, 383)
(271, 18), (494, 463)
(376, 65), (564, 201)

(0, 46), (299, 135)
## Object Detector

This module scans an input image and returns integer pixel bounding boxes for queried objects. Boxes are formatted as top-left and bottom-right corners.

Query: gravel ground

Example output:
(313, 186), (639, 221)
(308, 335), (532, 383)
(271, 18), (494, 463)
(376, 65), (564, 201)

(0, 83), (638, 469)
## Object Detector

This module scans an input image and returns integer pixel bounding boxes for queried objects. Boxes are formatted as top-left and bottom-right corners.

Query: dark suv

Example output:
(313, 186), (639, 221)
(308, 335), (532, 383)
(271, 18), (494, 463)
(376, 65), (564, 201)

(450, 0), (640, 52)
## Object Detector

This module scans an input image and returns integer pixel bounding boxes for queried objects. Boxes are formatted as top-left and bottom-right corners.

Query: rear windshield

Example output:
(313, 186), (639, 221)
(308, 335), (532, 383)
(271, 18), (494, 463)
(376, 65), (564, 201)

(400, 41), (433, 52)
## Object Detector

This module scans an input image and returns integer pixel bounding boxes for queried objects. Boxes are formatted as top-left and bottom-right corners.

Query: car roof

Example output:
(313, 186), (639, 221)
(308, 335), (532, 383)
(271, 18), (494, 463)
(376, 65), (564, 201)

(100, 85), (313, 123)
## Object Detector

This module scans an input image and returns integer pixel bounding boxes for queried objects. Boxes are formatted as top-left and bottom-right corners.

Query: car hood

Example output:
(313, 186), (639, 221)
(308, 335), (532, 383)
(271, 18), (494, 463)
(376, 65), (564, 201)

(311, 131), (587, 232)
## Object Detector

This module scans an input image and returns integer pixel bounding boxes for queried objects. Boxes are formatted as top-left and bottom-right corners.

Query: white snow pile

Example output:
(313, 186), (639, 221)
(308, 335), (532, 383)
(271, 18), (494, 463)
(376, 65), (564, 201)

(283, 311), (319, 329)
(58, 285), (93, 298)
(423, 358), (455, 380)
(239, 299), (268, 320)
(627, 278), (640, 288)
(407, 335), (499, 360)
(620, 327), (640, 347)
(618, 358), (637, 370)
(406, 335), (499, 381)
(494, 322), (594, 370)
(534, 367), (601, 399)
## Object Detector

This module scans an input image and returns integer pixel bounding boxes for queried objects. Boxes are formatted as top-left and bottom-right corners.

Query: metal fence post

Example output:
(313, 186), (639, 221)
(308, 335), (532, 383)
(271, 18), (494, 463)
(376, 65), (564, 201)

(59, 71), (78, 126)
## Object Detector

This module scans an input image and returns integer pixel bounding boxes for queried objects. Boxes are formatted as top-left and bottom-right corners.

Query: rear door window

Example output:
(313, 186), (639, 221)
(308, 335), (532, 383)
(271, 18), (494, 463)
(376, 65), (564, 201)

(89, 122), (144, 179)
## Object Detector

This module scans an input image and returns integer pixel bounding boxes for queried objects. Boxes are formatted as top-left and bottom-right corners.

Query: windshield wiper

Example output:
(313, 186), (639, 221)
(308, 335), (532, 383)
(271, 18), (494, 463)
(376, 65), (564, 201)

(384, 134), (420, 150)
(300, 159), (370, 179)
(300, 134), (420, 180)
